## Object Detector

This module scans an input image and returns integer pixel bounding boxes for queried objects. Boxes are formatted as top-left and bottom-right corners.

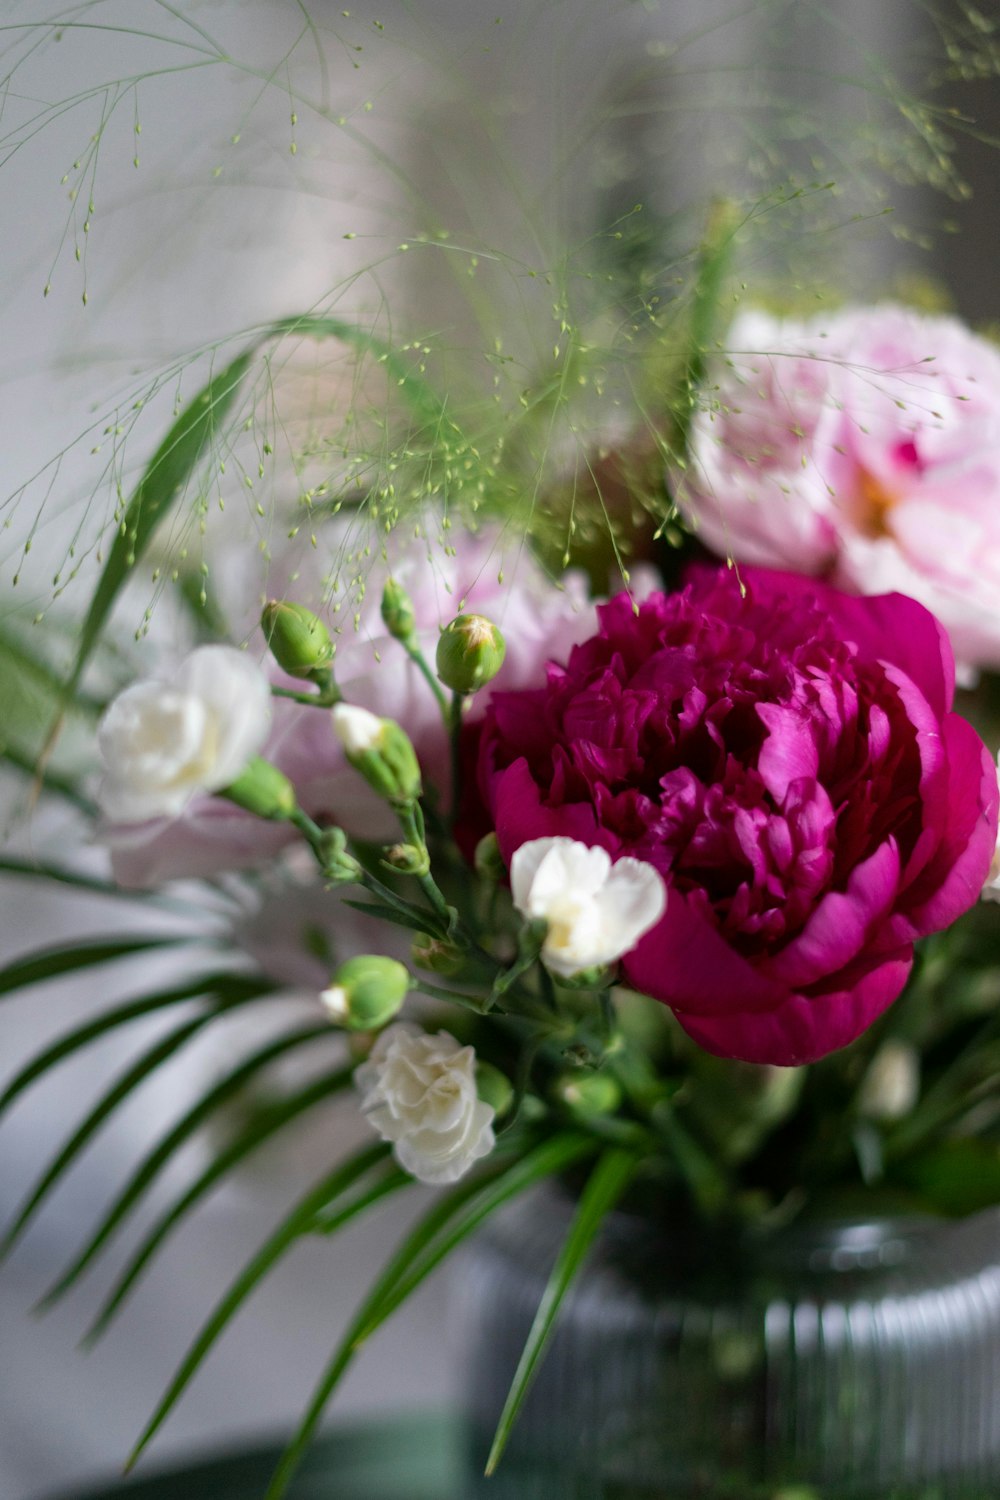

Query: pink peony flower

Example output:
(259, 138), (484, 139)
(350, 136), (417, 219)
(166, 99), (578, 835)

(469, 567), (998, 1066)
(681, 305), (1000, 671)
(107, 526), (597, 887)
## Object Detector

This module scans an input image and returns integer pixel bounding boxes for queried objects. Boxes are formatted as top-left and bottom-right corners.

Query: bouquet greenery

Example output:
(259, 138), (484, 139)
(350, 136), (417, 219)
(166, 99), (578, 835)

(3, 4), (1000, 1498)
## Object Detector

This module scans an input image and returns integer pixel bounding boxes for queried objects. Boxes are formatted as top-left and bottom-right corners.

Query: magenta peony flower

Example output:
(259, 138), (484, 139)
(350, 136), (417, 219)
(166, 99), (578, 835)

(681, 306), (1000, 671)
(470, 568), (998, 1066)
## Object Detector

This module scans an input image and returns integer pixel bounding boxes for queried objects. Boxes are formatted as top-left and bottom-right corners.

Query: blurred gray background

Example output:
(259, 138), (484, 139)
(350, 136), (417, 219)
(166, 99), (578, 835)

(1, 2), (998, 1497)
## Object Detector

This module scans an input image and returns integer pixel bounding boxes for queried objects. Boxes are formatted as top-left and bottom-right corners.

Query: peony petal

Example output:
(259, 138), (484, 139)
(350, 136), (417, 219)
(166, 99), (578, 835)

(888, 713), (1000, 942)
(492, 760), (619, 867)
(759, 837), (900, 989)
(622, 890), (785, 1017)
(756, 703), (820, 802)
(676, 948), (913, 1066)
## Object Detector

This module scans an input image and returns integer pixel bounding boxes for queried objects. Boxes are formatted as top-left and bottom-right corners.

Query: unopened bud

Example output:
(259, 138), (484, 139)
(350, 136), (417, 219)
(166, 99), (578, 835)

(474, 832), (505, 883)
(555, 1071), (622, 1117)
(262, 600), (334, 680)
(476, 1061), (515, 1119)
(317, 826), (362, 884)
(556, 964), (612, 991)
(380, 578), (417, 644)
(412, 933), (466, 976)
(332, 705), (422, 807)
(858, 1041), (920, 1122)
(436, 613), (506, 695)
(384, 842), (431, 877)
(320, 955), (411, 1031)
(220, 757), (297, 820)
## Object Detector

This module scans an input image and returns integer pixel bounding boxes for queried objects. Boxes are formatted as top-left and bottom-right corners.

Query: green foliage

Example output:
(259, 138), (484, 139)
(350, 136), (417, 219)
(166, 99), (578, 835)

(485, 1147), (640, 1475)
(126, 1143), (400, 1474)
(41, 1025), (334, 1300)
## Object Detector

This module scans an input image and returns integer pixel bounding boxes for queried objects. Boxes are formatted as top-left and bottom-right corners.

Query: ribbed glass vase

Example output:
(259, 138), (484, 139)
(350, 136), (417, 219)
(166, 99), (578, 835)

(454, 1189), (1000, 1499)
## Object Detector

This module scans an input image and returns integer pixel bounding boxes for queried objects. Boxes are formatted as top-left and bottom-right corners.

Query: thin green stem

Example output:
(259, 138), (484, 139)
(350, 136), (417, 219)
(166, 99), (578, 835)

(449, 693), (464, 826)
(402, 640), (448, 720)
(396, 804), (453, 928)
(271, 668), (341, 709)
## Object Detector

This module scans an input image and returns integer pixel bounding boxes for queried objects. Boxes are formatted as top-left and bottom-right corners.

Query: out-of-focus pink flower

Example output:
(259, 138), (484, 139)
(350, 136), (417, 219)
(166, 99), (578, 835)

(107, 525), (597, 887)
(468, 567), (998, 1066)
(681, 305), (1000, 671)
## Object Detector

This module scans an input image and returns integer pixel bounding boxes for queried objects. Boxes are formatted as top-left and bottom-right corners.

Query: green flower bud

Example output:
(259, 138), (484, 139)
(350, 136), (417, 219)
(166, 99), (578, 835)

(474, 831), (505, 883)
(435, 613), (506, 695)
(476, 1061), (515, 1119)
(380, 578), (417, 644)
(555, 1071), (622, 1117)
(383, 842), (431, 877)
(220, 757), (297, 820)
(555, 964), (611, 991)
(412, 933), (466, 977)
(331, 704), (422, 808)
(320, 955), (411, 1030)
(262, 600), (334, 680)
(317, 826), (363, 884)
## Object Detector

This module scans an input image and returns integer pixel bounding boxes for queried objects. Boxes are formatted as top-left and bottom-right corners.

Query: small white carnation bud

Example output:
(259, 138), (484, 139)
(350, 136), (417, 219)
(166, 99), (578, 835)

(320, 955), (411, 1031)
(510, 837), (667, 979)
(332, 703), (384, 755)
(332, 705), (422, 807)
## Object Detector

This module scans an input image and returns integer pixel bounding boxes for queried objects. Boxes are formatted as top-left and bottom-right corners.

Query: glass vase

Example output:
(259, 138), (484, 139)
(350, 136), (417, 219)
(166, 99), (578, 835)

(454, 1189), (1000, 1499)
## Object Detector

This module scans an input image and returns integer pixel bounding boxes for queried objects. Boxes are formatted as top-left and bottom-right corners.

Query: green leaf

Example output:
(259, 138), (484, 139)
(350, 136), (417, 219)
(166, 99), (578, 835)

(673, 200), (739, 462)
(0, 856), (194, 908)
(262, 1132), (595, 1500)
(0, 972), (271, 1120)
(77, 1062), (355, 1333)
(0, 743), (95, 813)
(0, 935), (188, 1004)
(48, 1024), (334, 1300)
(895, 1138), (1000, 1217)
(484, 1146), (640, 1476)
(341, 898), (446, 937)
(1, 979), (277, 1257)
(64, 352), (256, 703)
(2, 1013), (207, 1256)
(54, 311), (456, 727)
(125, 1143), (396, 1471)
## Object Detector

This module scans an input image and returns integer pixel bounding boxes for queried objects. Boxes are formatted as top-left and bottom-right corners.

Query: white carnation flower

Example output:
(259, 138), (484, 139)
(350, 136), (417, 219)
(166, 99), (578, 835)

(355, 1023), (495, 1185)
(510, 837), (667, 979)
(97, 645), (272, 821)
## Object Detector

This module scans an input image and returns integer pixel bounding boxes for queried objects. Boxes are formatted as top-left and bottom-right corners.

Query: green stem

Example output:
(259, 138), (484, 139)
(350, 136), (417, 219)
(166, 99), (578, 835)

(449, 692), (464, 826)
(396, 804), (454, 928)
(402, 640), (449, 720)
(271, 682), (341, 709)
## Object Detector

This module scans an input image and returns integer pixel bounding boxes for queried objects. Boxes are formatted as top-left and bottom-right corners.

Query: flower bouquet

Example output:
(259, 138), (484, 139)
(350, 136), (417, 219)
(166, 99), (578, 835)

(3, 4), (1000, 1499)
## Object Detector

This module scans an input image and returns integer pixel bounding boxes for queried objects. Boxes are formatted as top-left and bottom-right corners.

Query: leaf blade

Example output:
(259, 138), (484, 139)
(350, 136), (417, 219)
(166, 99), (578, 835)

(0, 935), (190, 1004)
(1, 980), (279, 1256)
(125, 1143), (395, 1470)
(0, 971), (271, 1120)
(76, 1062), (355, 1331)
(262, 1132), (596, 1500)
(484, 1146), (640, 1476)
(50, 1024), (334, 1298)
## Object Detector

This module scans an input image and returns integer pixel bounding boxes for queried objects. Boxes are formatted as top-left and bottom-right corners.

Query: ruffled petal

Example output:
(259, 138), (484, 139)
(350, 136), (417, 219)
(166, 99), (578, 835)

(676, 948), (913, 1066)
